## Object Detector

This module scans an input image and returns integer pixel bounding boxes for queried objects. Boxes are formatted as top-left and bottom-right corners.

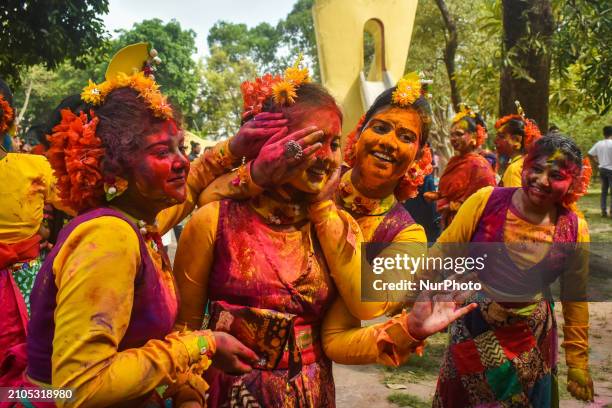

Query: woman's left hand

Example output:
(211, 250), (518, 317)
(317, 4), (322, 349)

(407, 291), (477, 340)
(567, 367), (594, 402)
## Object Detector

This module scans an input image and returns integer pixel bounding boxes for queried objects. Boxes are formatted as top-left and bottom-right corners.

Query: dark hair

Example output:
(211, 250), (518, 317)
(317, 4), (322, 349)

(95, 87), (180, 178)
(527, 133), (582, 170)
(25, 124), (48, 147)
(256, 82), (342, 128)
(500, 118), (525, 137)
(604, 126), (612, 138)
(362, 87), (431, 147)
(452, 112), (487, 134)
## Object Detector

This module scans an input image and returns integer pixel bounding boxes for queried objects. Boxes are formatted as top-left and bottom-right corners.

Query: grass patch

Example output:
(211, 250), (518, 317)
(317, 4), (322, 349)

(382, 332), (448, 384)
(578, 185), (612, 243)
(387, 392), (431, 408)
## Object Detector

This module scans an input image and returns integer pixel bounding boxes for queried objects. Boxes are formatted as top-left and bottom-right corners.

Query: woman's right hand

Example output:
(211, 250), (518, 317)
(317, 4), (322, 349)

(251, 126), (325, 188)
(211, 331), (259, 375)
(229, 112), (289, 160)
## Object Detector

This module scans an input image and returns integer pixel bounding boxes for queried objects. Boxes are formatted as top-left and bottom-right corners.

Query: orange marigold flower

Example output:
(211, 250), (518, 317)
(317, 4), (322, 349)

(272, 81), (297, 106)
(392, 72), (421, 107)
(0, 94), (15, 134)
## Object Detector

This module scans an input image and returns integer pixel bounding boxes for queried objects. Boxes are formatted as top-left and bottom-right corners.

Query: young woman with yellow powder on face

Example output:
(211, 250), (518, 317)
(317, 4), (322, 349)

(193, 73), (477, 371)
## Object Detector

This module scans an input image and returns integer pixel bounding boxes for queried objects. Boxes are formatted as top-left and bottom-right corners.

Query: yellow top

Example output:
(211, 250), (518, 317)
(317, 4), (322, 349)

(197, 167), (427, 366)
(44, 138), (238, 406)
(500, 155), (524, 187)
(320, 190), (427, 366)
(49, 215), (210, 407)
(437, 186), (590, 369)
(0, 153), (59, 243)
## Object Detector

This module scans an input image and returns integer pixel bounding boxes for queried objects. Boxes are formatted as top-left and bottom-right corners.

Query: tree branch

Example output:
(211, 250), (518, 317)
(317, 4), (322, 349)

(435, 0), (462, 112)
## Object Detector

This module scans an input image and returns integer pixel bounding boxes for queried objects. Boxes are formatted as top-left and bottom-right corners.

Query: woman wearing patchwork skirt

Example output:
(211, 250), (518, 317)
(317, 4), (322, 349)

(432, 134), (594, 407)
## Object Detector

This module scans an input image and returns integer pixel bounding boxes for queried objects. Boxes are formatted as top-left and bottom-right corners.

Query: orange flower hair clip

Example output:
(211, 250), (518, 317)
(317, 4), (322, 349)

(0, 94), (14, 134)
(392, 72), (423, 107)
(395, 145), (434, 200)
(563, 158), (592, 206)
(241, 55), (311, 119)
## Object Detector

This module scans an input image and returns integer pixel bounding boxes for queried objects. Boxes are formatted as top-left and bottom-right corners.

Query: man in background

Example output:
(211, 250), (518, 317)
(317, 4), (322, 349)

(588, 126), (612, 217)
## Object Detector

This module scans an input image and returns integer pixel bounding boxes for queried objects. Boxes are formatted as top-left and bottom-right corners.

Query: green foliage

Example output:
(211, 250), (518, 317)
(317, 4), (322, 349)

(193, 47), (258, 140)
(113, 19), (199, 123)
(0, 0), (109, 84)
(13, 63), (91, 131)
(277, 0), (320, 80)
(387, 393), (431, 408)
(208, 21), (282, 72)
(553, 0), (612, 114)
(12, 18), (200, 134)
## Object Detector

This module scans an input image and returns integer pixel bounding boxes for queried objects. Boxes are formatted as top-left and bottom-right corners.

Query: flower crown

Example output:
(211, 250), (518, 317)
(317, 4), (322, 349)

(49, 43), (170, 213)
(0, 94), (14, 134)
(81, 45), (171, 119)
(494, 100), (541, 151)
(241, 55), (310, 120)
(451, 104), (487, 148)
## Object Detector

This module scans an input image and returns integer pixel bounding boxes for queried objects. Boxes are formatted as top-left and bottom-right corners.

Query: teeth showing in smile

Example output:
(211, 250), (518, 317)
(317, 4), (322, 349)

(372, 151), (395, 163)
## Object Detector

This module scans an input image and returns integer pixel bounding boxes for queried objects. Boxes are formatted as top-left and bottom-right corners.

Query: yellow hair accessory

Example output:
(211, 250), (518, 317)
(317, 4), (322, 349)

(284, 54), (310, 86)
(451, 103), (477, 124)
(81, 43), (171, 119)
(392, 72), (422, 107)
(271, 81), (298, 106)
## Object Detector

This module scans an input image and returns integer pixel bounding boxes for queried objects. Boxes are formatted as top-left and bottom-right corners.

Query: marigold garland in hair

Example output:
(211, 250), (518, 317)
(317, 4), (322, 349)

(563, 157), (592, 207)
(0, 94), (14, 134)
(241, 56), (311, 120)
(81, 71), (173, 119)
(495, 114), (542, 151)
(395, 145), (433, 201)
(47, 109), (105, 213)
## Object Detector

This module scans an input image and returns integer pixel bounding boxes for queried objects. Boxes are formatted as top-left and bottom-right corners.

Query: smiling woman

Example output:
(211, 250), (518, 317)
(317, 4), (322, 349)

(432, 133), (594, 407)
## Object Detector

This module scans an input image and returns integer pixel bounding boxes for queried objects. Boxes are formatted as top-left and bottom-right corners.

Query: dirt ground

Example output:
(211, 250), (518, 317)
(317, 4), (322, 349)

(333, 303), (612, 408)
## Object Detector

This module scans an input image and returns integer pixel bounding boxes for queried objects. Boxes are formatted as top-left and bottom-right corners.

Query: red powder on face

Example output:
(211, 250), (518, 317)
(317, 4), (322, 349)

(133, 120), (189, 204)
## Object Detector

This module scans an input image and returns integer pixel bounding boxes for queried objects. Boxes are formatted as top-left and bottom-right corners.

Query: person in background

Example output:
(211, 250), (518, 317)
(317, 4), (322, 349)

(588, 125), (612, 217)
(494, 105), (542, 187)
(424, 106), (496, 227)
(188, 140), (201, 161)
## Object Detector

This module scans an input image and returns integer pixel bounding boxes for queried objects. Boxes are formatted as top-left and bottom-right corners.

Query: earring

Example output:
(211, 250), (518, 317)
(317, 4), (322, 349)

(104, 176), (128, 201)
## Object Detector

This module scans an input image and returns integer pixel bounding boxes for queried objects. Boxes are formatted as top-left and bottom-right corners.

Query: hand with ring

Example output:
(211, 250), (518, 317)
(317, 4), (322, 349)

(229, 112), (289, 161)
(251, 126), (326, 188)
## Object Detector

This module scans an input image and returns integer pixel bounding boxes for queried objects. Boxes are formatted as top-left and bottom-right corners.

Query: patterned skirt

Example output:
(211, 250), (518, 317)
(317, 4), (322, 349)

(205, 356), (335, 408)
(433, 293), (558, 408)
(12, 250), (47, 314)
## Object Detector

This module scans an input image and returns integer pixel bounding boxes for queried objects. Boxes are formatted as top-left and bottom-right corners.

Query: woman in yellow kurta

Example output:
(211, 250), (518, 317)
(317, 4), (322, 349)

(13, 65), (275, 407)
(193, 74), (476, 369)
(494, 111), (542, 187)
(431, 133), (593, 406)
(0, 79), (68, 360)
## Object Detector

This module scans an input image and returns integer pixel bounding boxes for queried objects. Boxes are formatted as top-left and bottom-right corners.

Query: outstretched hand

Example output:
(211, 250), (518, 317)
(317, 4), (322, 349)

(251, 125), (326, 188)
(229, 112), (289, 160)
(407, 290), (477, 340)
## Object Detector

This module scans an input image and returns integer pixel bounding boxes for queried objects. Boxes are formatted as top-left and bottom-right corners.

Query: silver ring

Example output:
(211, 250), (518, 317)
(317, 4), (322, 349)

(284, 140), (303, 160)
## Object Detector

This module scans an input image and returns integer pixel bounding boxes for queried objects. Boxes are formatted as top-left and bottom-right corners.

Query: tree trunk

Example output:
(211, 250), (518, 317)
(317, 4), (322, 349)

(499, 0), (554, 131)
(16, 78), (34, 126)
(435, 0), (462, 112)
